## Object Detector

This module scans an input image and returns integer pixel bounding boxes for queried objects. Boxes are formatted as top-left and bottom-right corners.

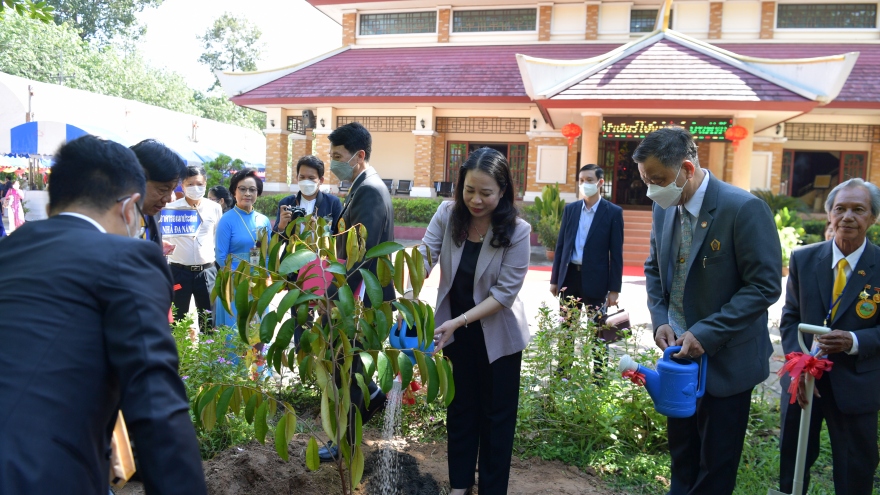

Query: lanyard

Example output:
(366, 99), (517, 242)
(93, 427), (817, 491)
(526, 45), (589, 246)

(824, 265), (851, 326)
(233, 206), (258, 246)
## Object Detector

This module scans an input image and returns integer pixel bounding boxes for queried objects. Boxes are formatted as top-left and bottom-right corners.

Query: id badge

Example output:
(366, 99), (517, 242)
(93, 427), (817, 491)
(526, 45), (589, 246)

(249, 246), (259, 266)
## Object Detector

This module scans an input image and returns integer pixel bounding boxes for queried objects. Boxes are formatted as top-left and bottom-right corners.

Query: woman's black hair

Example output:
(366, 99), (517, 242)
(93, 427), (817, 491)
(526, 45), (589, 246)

(450, 147), (518, 248)
(209, 185), (233, 211)
(229, 168), (263, 205)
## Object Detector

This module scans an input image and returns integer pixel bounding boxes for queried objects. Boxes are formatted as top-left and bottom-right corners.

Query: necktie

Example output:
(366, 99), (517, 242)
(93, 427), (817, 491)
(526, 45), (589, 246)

(668, 208), (692, 337)
(831, 258), (849, 320)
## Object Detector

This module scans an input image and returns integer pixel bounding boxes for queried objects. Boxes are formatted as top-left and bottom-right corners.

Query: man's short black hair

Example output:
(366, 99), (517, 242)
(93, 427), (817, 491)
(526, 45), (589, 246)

(578, 164), (604, 180)
(49, 135), (145, 212)
(229, 168), (263, 198)
(130, 139), (187, 183)
(632, 127), (699, 170)
(184, 164), (206, 179)
(328, 122), (372, 162)
(296, 155), (325, 178)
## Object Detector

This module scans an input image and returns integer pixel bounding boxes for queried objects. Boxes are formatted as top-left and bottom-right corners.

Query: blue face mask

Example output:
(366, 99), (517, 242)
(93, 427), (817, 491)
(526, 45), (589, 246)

(330, 152), (360, 182)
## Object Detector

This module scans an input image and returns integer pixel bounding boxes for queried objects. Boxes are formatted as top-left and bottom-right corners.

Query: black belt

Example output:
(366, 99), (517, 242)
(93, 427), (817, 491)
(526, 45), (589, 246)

(569, 262), (582, 272)
(170, 262), (214, 272)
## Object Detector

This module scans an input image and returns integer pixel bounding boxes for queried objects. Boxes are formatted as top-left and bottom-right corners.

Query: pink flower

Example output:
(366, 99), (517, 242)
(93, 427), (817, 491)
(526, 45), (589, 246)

(217, 357), (227, 364)
(205, 340), (214, 344)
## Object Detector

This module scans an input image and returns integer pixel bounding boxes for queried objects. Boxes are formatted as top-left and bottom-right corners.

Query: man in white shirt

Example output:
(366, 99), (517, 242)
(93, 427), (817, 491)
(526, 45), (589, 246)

(165, 165), (223, 333)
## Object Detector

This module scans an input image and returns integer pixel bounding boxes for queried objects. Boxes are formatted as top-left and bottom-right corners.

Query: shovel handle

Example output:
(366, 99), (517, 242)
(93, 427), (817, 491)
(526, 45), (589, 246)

(797, 324), (831, 354)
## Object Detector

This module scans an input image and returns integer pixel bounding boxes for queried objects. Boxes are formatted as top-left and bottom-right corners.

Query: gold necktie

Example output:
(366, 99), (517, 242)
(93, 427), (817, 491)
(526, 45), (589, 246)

(831, 258), (849, 320)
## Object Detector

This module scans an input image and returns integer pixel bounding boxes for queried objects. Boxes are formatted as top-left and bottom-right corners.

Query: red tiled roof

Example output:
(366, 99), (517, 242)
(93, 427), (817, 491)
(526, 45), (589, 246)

(232, 41), (880, 105)
(554, 40), (807, 102)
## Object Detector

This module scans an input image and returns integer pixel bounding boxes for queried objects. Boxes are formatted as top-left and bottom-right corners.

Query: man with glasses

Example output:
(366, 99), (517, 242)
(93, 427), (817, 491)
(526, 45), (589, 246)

(130, 139), (187, 254)
(0, 135), (206, 494)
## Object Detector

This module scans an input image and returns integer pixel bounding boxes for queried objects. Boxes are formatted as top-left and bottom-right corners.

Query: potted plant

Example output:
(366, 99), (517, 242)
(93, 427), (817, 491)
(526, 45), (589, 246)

(775, 207), (803, 277)
(537, 216), (560, 260)
(534, 184), (565, 260)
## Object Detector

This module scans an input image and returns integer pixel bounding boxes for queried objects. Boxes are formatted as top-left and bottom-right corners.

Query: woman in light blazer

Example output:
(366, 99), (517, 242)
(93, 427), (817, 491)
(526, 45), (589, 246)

(419, 148), (531, 495)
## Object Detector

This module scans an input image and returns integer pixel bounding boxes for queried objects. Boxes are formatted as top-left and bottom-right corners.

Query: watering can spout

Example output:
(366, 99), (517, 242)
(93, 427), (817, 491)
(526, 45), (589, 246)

(618, 355), (660, 401)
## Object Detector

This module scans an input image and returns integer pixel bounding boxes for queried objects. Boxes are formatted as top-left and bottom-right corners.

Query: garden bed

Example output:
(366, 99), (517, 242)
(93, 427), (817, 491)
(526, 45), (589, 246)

(119, 432), (618, 495)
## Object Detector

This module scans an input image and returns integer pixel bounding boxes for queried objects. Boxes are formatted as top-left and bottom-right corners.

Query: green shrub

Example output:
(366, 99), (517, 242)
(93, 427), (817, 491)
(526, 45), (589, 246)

(253, 193), (288, 219)
(868, 224), (880, 246)
(390, 197), (443, 224)
(536, 216), (560, 250)
(752, 189), (809, 213)
(802, 219), (827, 237)
(520, 202), (541, 229)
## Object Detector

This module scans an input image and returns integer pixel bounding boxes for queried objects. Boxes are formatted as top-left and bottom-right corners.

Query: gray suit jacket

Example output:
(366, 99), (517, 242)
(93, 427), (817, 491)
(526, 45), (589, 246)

(419, 202), (532, 363)
(336, 167), (395, 304)
(780, 241), (880, 415)
(644, 172), (782, 397)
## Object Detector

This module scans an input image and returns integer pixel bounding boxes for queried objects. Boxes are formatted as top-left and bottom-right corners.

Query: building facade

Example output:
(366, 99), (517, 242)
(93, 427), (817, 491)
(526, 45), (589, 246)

(219, 0), (880, 214)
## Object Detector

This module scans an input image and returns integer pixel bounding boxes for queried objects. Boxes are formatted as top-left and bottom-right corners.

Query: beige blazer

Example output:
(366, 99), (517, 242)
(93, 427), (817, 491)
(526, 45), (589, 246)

(419, 201), (532, 363)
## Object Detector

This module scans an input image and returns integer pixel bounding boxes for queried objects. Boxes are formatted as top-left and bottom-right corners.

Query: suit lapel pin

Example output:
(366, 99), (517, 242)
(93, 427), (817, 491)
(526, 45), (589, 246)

(873, 287), (880, 304)
(700, 221), (707, 228)
(859, 270), (866, 276)
(710, 239), (720, 252)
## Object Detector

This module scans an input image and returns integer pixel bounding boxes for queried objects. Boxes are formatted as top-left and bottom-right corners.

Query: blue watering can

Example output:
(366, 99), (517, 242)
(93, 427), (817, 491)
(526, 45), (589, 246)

(618, 345), (707, 418)
(389, 319), (435, 365)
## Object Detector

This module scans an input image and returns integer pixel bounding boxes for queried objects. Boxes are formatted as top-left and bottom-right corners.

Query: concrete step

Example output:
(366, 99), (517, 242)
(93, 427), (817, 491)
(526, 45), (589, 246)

(625, 221), (653, 230)
(624, 253), (649, 265)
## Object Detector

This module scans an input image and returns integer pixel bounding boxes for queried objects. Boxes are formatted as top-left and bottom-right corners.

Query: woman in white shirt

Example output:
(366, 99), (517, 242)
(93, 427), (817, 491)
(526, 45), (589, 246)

(165, 165), (223, 332)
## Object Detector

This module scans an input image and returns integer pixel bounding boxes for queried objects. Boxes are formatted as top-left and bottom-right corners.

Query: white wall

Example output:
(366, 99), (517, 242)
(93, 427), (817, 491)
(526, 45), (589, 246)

(552, 4), (586, 34)
(369, 132), (417, 181)
(599, 3), (632, 37)
(722, 1), (761, 39)
(675, 2), (710, 37)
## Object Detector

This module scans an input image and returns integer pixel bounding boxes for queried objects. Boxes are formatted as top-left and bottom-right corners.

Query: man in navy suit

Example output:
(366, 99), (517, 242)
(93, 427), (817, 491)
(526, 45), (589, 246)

(779, 178), (880, 495)
(637, 127), (781, 494)
(550, 164), (624, 310)
(0, 135), (205, 494)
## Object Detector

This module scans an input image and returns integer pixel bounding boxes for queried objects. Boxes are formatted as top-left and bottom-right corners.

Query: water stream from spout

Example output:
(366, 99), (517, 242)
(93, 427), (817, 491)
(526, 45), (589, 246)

(375, 378), (404, 494)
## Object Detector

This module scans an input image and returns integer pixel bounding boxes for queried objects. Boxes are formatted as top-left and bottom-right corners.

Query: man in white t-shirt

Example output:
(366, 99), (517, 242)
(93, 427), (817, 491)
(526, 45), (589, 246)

(165, 165), (223, 332)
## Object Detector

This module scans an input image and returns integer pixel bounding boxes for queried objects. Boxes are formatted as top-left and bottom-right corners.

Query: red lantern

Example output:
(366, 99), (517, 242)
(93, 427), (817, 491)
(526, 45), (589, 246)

(724, 125), (749, 151)
(561, 123), (582, 147)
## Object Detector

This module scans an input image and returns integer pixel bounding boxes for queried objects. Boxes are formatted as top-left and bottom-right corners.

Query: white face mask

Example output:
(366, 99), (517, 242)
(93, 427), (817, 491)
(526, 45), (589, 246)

(185, 185), (206, 201)
(120, 198), (142, 239)
(299, 180), (318, 197)
(646, 164), (685, 209)
(580, 182), (598, 198)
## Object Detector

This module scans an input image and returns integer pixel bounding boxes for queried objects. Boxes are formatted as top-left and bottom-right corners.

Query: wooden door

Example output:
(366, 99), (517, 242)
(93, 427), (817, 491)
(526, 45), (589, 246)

(507, 143), (527, 198)
(446, 142), (467, 185)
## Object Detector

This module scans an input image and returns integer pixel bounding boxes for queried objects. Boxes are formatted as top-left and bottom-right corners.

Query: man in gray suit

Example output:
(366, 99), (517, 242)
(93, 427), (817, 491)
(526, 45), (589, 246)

(319, 121), (394, 461)
(634, 127), (782, 494)
(778, 178), (880, 495)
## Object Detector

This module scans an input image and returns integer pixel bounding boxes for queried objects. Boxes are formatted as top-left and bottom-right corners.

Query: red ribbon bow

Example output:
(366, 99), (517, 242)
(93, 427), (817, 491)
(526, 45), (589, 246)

(777, 352), (833, 404)
(622, 369), (646, 387)
(173, 284), (182, 291)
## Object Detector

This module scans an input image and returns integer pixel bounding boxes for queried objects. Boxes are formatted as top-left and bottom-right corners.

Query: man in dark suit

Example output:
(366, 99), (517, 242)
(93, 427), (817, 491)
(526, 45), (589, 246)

(778, 178), (880, 495)
(318, 121), (394, 461)
(0, 135), (206, 494)
(635, 127), (782, 495)
(550, 163), (624, 309)
(130, 139), (187, 253)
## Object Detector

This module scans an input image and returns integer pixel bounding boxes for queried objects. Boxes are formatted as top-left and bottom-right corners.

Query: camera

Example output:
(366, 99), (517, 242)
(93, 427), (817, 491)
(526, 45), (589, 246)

(283, 204), (307, 219)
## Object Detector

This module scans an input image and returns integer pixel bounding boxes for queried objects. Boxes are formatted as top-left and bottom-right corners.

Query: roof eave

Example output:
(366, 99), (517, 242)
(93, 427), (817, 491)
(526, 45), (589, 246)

(219, 46), (351, 99)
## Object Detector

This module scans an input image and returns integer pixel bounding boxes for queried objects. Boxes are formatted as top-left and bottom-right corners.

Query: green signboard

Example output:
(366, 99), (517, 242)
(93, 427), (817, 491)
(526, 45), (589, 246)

(601, 118), (732, 141)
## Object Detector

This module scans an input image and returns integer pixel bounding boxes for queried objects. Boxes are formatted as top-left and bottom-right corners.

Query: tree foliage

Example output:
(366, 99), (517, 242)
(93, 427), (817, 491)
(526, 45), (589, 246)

(198, 12), (264, 89)
(0, 0), (55, 22)
(46, 0), (162, 42)
(0, 14), (262, 130)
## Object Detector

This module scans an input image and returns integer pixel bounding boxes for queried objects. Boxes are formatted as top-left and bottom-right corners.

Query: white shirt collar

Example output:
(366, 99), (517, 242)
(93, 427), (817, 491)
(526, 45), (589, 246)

(682, 169), (710, 220)
(582, 196), (602, 213)
(832, 237), (867, 270)
(58, 212), (107, 233)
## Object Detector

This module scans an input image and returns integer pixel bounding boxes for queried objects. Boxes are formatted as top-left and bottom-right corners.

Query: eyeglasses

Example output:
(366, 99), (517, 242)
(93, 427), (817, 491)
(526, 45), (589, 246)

(116, 195), (146, 238)
(236, 187), (258, 195)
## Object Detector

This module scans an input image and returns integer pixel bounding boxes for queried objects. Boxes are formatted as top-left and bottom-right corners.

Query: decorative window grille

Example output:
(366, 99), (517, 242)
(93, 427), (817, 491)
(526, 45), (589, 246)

(452, 9), (537, 33)
(784, 123), (880, 143)
(435, 117), (530, 134)
(630, 9), (672, 32)
(777, 4), (877, 28)
(359, 12), (437, 35)
(287, 117), (305, 135)
(336, 116), (416, 132)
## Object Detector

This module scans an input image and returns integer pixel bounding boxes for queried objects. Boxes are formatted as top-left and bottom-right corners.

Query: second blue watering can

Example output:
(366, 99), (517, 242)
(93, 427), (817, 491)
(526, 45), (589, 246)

(618, 345), (707, 418)
(389, 319), (435, 365)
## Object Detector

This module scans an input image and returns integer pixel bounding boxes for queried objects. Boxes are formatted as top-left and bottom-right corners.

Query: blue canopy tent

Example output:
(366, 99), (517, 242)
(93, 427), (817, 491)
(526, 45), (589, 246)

(10, 121), (132, 156)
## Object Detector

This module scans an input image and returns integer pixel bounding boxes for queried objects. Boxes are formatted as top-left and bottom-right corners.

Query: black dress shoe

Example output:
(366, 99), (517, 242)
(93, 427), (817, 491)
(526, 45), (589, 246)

(318, 442), (338, 463)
